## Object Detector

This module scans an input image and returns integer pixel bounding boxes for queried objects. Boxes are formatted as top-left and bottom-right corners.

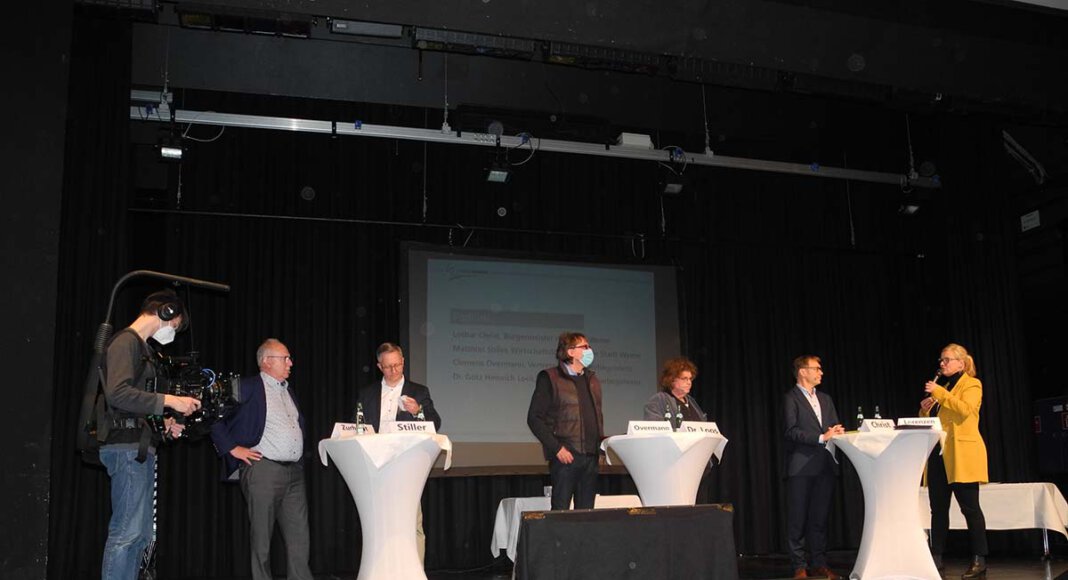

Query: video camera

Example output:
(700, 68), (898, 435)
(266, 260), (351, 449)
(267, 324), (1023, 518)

(145, 351), (240, 439)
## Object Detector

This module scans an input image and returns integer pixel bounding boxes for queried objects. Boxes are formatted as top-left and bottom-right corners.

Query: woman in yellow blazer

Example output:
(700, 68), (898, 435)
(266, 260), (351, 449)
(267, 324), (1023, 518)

(920, 343), (988, 579)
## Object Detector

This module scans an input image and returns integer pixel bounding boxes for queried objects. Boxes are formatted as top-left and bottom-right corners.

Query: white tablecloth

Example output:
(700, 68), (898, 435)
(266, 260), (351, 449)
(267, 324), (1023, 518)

(320, 433), (451, 580)
(833, 430), (943, 580)
(491, 494), (642, 561)
(601, 432), (725, 506)
(919, 482), (1068, 538)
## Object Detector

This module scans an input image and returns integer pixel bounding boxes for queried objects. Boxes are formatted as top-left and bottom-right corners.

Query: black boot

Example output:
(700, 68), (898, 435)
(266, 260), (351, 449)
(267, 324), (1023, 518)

(961, 555), (986, 579)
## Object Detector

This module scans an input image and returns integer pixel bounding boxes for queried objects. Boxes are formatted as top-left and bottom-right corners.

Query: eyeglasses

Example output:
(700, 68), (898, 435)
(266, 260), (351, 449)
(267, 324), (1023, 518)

(380, 363), (404, 371)
(938, 357), (959, 364)
(569, 344), (590, 350)
(265, 355), (293, 363)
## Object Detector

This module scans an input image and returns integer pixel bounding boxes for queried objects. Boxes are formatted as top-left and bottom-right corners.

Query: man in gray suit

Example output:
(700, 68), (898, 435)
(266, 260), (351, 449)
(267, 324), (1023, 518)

(783, 355), (844, 580)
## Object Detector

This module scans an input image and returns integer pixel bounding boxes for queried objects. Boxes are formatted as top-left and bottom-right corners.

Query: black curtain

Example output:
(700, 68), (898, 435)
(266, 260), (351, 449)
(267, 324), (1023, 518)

(49, 11), (1041, 578)
(47, 11), (134, 580)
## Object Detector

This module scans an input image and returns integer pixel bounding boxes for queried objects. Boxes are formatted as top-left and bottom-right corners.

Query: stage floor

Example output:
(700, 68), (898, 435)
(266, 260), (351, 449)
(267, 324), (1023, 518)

(418, 554), (1068, 580)
(187, 554), (1068, 579)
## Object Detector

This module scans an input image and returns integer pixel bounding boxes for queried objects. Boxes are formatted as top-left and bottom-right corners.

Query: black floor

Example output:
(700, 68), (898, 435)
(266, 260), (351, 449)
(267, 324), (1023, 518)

(196, 554), (1068, 579)
(410, 554), (1068, 580)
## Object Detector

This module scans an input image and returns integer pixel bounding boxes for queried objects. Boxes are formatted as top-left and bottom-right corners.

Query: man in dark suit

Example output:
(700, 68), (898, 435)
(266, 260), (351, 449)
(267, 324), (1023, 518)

(356, 342), (442, 562)
(783, 355), (844, 580)
(357, 342), (442, 433)
(210, 339), (312, 580)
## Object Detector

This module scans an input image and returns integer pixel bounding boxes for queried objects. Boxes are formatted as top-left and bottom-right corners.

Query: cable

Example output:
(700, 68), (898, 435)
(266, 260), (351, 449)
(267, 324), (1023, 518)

(904, 113), (917, 180)
(176, 163), (184, 209)
(509, 133), (539, 167)
(657, 146), (687, 175)
(659, 194), (666, 236)
(181, 122), (226, 143)
(701, 84), (713, 155)
(844, 153), (856, 249)
(441, 54), (451, 133)
(422, 141), (429, 222)
(631, 234), (646, 259)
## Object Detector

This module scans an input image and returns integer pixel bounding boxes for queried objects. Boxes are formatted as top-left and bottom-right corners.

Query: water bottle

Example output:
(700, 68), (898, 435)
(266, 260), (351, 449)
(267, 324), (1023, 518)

(664, 412), (674, 430)
(355, 402), (365, 434)
(874, 405), (882, 419)
(675, 409), (684, 430)
(856, 406), (864, 429)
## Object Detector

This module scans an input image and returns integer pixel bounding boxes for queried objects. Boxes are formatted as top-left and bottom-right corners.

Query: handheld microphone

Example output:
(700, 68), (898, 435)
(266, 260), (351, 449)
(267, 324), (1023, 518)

(930, 369), (943, 389)
(927, 370), (942, 414)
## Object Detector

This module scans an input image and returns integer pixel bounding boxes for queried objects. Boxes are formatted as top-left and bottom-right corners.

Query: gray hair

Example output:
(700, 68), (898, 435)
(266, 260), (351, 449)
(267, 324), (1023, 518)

(256, 338), (285, 366)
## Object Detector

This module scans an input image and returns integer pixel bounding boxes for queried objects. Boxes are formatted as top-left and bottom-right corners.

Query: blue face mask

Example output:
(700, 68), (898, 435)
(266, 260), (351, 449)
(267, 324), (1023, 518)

(579, 348), (595, 367)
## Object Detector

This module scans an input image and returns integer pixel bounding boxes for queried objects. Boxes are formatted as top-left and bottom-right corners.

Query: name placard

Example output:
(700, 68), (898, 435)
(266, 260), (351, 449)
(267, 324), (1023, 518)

(330, 422), (375, 439)
(680, 421), (722, 435)
(382, 421), (437, 434)
(627, 420), (674, 434)
(858, 419), (896, 432)
(897, 417), (941, 430)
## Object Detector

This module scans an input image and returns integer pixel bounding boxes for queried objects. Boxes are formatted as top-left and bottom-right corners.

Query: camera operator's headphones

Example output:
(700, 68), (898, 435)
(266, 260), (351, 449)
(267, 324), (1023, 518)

(158, 301), (182, 322)
(142, 289), (187, 330)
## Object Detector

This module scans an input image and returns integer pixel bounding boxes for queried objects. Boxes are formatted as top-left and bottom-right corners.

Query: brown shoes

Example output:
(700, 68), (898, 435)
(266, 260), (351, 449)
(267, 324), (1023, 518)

(792, 564), (840, 579)
(809, 566), (842, 580)
(961, 556), (987, 579)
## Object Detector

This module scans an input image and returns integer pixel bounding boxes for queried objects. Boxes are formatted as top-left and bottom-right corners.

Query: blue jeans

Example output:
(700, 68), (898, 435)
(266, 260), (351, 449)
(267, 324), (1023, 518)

(100, 448), (155, 580)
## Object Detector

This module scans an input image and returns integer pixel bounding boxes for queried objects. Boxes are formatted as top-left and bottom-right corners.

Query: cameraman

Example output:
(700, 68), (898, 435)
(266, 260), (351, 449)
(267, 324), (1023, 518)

(99, 289), (201, 580)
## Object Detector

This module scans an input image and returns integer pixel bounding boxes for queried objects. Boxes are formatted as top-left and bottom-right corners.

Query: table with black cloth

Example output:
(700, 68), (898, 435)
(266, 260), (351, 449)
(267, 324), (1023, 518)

(514, 504), (739, 580)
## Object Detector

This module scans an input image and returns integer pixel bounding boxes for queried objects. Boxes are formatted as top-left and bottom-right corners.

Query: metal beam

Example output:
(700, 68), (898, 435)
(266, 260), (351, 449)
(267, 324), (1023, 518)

(130, 99), (940, 189)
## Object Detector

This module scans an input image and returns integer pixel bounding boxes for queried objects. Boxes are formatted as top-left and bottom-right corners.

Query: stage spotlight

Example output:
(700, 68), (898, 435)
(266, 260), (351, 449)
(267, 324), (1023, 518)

(658, 172), (688, 195)
(159, 146), (183, 160)
(662, 179), (684, 195)
(156, 136), (185, 162)
(486, 161), (511, 183)
(898, 201), (921, 215)
(897, 190), (928, 215)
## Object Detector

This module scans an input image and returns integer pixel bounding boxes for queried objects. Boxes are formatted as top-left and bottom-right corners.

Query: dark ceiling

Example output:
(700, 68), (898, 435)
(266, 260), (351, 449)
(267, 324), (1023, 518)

(127, 0), (1068, 121)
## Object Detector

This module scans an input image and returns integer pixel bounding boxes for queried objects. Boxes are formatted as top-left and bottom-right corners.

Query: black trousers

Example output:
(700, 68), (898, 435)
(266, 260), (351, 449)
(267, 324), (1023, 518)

(928, 448), (988, 556)
(549, 452), (599, 510)
(786, 472), (835, 570)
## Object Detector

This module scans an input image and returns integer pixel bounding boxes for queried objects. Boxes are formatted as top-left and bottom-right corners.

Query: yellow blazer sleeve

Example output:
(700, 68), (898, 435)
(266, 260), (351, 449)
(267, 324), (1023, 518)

(930, 380), (982, 419)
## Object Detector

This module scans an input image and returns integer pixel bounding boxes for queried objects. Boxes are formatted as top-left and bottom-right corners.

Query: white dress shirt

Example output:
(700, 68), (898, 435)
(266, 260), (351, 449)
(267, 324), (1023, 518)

(379, 376), (406, 429)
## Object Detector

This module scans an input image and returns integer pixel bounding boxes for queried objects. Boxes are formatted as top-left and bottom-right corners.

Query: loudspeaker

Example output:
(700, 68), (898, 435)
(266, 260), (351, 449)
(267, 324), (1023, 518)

(1035, 396), (1068, 473)
(515, 504), (739, 580)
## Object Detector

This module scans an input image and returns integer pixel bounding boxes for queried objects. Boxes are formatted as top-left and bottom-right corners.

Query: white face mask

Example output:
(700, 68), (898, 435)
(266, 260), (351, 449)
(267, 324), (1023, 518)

(153, 320), (176, 345)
